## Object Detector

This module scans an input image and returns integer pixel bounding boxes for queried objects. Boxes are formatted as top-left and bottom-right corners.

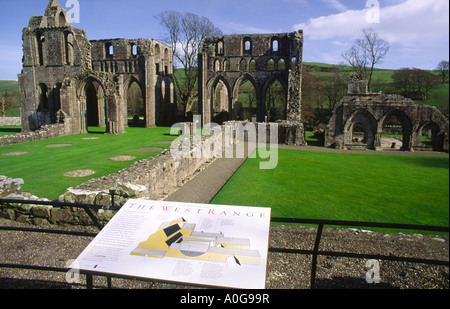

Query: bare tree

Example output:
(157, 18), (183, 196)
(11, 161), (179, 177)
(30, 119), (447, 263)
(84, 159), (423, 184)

(341, 28), (390, 91)
(436, 60), (449, 84)
(157, 11), (222, 117)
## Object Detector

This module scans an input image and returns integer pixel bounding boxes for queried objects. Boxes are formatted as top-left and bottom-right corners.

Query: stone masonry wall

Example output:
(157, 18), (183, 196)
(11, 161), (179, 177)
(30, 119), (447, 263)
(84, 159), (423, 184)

(0, 121), (72, 146)
(0, 117), (21, 126)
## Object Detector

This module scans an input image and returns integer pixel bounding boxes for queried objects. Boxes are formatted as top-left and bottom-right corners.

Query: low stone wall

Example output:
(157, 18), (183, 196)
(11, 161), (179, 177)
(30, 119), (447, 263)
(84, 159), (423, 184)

(0, 117), (21, 126)
(0, 122), (71, 146)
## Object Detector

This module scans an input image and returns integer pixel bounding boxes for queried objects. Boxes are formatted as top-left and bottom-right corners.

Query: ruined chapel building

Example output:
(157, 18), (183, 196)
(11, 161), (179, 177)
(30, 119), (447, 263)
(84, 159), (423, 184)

(198, 32), (306, 145)
(326, 80), (449, 152)
(18, 0), (176, 135)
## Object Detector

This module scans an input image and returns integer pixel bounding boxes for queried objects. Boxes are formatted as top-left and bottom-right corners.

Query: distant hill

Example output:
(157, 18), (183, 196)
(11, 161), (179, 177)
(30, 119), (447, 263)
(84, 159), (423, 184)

(0, 80), (19, 91)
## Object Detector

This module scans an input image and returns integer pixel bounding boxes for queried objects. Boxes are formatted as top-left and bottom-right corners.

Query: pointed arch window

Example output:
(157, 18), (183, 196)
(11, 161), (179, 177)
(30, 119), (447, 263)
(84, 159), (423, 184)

(267, 59), (275, 71)
(239, 59), (247, 71)
(249, 59), (256, 72)
(223, 59), (231, 71)
(278, 58), (286, 71)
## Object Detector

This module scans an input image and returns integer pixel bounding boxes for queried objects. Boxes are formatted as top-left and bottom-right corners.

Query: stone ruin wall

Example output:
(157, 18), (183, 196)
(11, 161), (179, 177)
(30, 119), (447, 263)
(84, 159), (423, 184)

(0, 121), (72, 146)
(0, 117), (21, 126)
(326, 80), (449, 152)
(198, 31), (306, 146)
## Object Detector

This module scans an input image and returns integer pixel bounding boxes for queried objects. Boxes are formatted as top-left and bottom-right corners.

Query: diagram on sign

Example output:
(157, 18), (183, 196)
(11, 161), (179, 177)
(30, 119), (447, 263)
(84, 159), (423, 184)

(130, 217), (260, 266)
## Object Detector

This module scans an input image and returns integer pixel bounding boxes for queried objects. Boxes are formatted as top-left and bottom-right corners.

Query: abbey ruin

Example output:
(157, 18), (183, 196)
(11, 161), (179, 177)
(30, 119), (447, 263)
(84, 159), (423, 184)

(326, 80), (449, 152)
(18, 0), (176, 136)
(11, 0), (448, 151)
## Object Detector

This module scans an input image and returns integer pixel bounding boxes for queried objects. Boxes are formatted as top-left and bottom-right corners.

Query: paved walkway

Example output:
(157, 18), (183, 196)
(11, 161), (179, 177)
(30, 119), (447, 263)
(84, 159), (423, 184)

(165, 141), (255, 204)
(165, 143), (448, 204)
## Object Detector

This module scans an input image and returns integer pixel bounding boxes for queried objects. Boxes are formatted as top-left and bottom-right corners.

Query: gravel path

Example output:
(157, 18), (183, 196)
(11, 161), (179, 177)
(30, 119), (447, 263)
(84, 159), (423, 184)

(0, 218), (448, 289)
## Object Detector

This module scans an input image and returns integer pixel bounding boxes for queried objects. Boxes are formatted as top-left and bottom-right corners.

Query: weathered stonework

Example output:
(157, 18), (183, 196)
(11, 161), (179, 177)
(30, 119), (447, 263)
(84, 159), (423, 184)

(326, 80), (449, 152)
(198, 32), (305, 145)
(18, 0), (176, 137)
(0, 117), (21, 126)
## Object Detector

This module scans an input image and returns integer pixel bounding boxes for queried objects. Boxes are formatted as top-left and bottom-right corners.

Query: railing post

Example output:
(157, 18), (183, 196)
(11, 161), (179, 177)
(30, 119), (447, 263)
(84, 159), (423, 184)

(310, 223), (324, 289)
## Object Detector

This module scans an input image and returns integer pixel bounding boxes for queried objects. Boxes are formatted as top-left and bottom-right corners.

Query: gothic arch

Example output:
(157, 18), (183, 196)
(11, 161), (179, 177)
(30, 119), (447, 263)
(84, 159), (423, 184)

(124, 76), (145, 127)
(379, 109), (413, 151)
(262, 76), (288, 121)
(78, 76), (107, 132)
(344, 108), (378, 149)
(207, 75), (232, 123)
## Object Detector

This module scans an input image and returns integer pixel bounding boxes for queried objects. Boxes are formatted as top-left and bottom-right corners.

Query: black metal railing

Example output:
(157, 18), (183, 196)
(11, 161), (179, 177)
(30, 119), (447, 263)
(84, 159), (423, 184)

(0, 198), (448, 289)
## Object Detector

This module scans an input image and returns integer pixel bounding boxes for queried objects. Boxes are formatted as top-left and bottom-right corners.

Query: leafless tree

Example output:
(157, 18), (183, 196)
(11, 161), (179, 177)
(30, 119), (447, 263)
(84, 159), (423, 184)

(341, 28), (390, 91)
(157, 10), (222, 117)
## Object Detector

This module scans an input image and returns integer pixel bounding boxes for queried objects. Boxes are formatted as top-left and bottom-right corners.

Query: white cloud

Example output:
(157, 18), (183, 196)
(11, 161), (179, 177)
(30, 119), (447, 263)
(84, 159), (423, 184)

(322, 0), (347, 12)
(294, 0), (449, 46)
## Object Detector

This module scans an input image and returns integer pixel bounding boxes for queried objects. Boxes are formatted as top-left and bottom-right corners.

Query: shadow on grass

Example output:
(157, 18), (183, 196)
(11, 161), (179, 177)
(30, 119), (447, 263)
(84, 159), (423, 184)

(408, 156), (449, 169)
(0, 127), (21, 135)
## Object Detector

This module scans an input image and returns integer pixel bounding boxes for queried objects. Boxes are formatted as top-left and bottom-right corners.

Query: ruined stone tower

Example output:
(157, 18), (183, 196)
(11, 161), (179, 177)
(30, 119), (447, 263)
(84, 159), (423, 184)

(18, 0), (176, 136)
(198, 31), (304, 125)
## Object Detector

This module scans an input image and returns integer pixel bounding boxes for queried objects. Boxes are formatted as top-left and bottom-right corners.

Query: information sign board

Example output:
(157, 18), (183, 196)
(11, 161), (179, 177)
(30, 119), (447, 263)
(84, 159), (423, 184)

(71, 200), (271, 289)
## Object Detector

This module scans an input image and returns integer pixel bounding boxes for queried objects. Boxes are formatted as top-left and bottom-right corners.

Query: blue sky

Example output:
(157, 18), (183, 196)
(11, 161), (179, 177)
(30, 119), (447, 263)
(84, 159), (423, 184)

(0, 0), (448, 80)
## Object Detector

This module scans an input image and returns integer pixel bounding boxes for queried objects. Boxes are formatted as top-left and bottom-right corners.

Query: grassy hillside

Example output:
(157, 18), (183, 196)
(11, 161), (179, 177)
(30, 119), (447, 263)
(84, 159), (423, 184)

(0, 80), (19, 91)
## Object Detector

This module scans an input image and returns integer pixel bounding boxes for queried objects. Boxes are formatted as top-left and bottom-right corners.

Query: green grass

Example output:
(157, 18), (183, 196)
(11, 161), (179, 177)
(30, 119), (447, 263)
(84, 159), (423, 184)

(212, 149), (449, 233)
(0, 127), (177, 200)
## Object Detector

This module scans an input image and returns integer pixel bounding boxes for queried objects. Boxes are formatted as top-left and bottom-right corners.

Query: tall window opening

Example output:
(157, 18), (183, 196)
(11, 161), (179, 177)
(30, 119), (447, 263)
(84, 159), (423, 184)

(37, 33), (46, 66)
(265, 80), (286, 121)
(243, 37), (252, 55)
(132, 44), (138, 57)
(65, 32), (74, 65)
(272, 39), (279, 52)
(106, 43), (114, 58)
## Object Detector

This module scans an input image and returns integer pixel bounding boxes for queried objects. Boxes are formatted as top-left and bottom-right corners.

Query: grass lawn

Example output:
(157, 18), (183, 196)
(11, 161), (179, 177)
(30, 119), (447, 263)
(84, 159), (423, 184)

(0, 127), (177, 200)
(212, 149), (449, 233)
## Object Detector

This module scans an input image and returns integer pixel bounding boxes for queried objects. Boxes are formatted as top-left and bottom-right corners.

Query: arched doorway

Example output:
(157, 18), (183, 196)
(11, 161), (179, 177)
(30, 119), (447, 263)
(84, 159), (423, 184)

(264, 79), (286, 122)
(211, 78), (230, 124)
(236, 79), (257, 121)
(381, 110), (412, 151)
(345, 109), (377, 149)
(417, 122), (442, 151)
(127, 80), (145, 127)
(84, 80), (106, 132)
